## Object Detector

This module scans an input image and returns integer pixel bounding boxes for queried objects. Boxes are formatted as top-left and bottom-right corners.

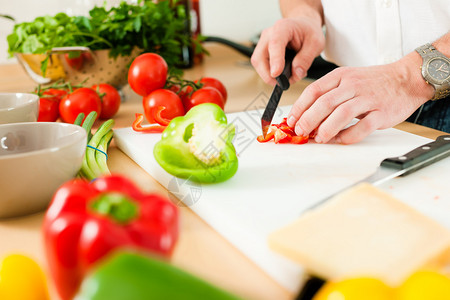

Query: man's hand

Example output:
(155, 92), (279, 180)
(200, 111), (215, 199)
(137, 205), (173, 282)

(251, 6), (325, 86)
(286, 53), (435, 144)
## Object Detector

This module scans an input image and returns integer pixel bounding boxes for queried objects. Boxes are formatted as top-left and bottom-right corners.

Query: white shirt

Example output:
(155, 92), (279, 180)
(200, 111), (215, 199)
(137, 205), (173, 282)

(321, 0), (450, 67)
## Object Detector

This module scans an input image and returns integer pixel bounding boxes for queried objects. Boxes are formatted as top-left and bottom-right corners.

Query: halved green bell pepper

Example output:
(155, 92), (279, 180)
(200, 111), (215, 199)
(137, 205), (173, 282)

(153, 103), (238, 183)
(75, 251), (241, 300)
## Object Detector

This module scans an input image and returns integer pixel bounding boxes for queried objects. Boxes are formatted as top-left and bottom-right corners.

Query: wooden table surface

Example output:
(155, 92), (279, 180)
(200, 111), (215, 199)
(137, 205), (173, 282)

(0, 44), (445, 300)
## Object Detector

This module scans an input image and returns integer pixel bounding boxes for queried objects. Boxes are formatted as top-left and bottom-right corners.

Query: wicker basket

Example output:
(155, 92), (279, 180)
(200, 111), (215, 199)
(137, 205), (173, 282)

(15, 47), (141, 89)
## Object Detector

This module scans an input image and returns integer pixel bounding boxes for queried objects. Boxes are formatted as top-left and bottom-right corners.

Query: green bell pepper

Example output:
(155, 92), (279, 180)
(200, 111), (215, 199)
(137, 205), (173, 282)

(153, 103), (238, 183)
(74, 251), (241, 300)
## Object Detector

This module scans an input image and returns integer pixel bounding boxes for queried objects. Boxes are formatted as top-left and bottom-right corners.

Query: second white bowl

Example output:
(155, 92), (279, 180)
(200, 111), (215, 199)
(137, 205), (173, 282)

(0, 122), (87, 218)
(0, 93), (39, 124)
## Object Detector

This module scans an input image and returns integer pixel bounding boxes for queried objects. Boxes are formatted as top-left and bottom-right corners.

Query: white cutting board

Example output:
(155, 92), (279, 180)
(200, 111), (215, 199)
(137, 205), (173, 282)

(114, 105), (450, 293)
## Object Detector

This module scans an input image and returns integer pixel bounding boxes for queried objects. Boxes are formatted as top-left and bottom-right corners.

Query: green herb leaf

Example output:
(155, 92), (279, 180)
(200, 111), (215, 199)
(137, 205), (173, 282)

(40, 56), (49, 76)
(0, 14), (15, 22)
(7, 0), (207, 75)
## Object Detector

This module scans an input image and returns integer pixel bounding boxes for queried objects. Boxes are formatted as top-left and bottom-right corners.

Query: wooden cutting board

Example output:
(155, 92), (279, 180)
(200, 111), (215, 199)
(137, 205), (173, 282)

(114, 105), (450, 293)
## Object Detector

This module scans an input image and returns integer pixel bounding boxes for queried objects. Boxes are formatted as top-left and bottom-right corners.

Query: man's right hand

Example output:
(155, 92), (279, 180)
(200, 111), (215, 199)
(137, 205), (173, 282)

(250, 10), (325, 86)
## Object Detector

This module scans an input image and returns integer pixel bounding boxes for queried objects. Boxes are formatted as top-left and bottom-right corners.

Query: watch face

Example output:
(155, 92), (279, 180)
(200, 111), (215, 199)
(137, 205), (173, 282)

(427, 57), (450, 83)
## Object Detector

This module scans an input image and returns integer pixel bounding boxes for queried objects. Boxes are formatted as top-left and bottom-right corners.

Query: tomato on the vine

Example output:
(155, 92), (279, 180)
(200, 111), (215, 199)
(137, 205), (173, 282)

(168, 84), (191, 105)
(143, 89), (185, 124)
(37, 88), (67, 122)
(183, 87), (225, 112)
(184, 77), (227, 104)
(91, 83), (121, 119)
(128, 53), (168, 97)
(38, 97), (59, 122)
(197, 77), (227, 103)
(64, 53), (83, 70)
(59, 88), (102, 123)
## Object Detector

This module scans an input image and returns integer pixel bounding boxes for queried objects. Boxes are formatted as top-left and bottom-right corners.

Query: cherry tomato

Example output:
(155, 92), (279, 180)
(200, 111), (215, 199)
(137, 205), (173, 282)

(59, 88), (102, 123)
(168, 84), (191, 106)
(183, 87), (225, 112)
(197, 77), (227, 103)
(37, 89), (67, 122)
(142, 89), (185, 124)
(38, 98), (59, 122)
(313, 277), (393, 300)
(91, 83), (121, 119)
(396, 270), (450, 300)
(64, 53), (83, 70)
(128, 53), (168, 97)
(184, 77), (227, 103)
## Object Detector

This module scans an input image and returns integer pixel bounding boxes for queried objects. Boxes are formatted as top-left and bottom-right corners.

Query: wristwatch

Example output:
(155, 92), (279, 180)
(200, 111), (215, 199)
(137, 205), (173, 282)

(415, 43), (450, 100)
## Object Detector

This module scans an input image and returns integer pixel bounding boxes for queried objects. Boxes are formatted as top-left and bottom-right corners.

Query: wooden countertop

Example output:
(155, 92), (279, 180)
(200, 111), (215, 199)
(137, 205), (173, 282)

(0, 44), (445, 300)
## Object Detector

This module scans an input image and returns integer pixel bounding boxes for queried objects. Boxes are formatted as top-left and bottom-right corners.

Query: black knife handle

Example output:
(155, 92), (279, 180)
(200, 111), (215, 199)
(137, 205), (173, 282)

(295, 276), (325, 300)
(381, 135), (450, 176)
(276, 48), (297, 91)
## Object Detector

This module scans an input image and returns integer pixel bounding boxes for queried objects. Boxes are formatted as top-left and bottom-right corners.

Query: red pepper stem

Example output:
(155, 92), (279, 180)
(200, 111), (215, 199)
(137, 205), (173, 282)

(90, 192), (139, 224)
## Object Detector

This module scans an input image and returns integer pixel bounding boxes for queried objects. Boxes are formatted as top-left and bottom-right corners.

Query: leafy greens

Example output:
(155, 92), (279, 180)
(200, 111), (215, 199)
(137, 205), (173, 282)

(7, 0), (203, 72)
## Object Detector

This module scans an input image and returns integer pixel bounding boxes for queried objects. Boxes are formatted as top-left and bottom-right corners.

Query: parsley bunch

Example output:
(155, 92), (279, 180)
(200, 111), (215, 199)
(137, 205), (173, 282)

(7, 0), (203, 73)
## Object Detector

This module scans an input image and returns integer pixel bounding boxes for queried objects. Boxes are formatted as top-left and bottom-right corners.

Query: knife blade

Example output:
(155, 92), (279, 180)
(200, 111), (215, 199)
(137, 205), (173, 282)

(261, 48), (297, 137)
(306, 135), (450, 212)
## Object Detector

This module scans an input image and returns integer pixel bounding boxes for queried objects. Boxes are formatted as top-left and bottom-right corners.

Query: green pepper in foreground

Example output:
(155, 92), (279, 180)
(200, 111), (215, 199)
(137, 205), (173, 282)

(74, 251), (241, 300)
(154, 103), (238, 183)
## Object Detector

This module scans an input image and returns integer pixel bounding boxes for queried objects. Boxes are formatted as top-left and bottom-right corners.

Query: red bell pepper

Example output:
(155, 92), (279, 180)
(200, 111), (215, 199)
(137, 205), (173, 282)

(152, 106), (171, 126)
(43, 174), (179, 300)
(257, 118), (310, 145)
(256, 130), (275, 143)
(132, 113), (167, 133)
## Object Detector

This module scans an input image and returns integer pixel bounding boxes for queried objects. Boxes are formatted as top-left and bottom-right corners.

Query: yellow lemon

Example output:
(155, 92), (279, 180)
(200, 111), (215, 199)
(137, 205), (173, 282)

(0, 254), (50, 300)
(396, 270), (450, 300)
(313, 277), (394, 300)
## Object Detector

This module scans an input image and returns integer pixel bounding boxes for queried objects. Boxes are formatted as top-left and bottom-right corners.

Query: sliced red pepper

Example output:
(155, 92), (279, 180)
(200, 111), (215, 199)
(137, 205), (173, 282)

(257, 130), (275, 143)
(256, 117), (311, 145)
(278, 125), (296, 136)
(43, 174), (179, 300)
(132, 113), (166, 133)
(274, 128), (291, 144)
(152, 106), (171, 126)
(291, 135), (309, 144)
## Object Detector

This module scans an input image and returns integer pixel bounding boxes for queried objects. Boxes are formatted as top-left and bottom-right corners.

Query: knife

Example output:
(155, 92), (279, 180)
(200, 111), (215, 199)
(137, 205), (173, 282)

(261, 48), (297, 138)
(306, 135), (450, 211)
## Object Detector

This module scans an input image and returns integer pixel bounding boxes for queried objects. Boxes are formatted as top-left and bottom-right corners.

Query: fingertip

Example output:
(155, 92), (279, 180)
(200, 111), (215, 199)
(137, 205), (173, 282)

(337, 126), (369, 145)
(268, 43), (286, 78)
(287, 115), (296, 127)
(295, 67), (306, 79)
(294, 123), (304, 137)
(288, 102), (304, 128)
(270, 60), (283, 78)
(335, 132), (358, 145)
(314, 135), (322, 144)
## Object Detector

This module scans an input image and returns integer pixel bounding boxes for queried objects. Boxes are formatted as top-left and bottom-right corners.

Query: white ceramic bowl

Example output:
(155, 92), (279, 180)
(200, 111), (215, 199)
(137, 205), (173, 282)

(0, 122), (87, 218)
(0, 93), (39, 124)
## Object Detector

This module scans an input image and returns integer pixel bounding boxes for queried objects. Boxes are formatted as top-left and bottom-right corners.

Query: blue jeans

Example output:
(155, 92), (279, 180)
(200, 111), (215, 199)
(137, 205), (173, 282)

(405, 96), (450, 133)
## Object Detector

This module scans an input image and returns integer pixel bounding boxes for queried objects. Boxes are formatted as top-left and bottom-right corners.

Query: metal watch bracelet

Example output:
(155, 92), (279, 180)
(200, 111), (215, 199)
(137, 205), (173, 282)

(415, 43), (450, 101)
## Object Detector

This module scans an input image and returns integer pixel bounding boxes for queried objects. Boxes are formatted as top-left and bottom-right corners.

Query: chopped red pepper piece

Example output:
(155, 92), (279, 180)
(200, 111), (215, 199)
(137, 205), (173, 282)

(256, 130), (275, 143)
(132, 113), (166, 133)
(43, 174), (179, 300)
(257, 117), (311, 145)
(291, 135), (309, 144)
(152, 106), (171, 126)
(274, 129), (292, 144)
